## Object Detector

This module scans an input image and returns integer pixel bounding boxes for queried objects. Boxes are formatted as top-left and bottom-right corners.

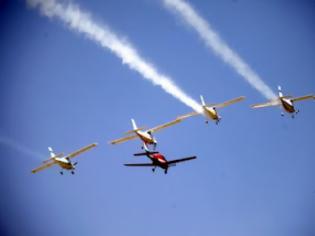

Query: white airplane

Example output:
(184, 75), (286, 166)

(251, 86), (314, 118)
(177, 95), (245, 124)
(31, 143), (98, 175)
(110, 118), (181, 149)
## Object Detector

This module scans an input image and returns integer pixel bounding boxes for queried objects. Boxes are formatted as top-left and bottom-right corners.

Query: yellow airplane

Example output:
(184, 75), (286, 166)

(177, 95), (245, 124)
(251, 86), (314, 118)
(110, 118), (181, 149)
(32, 143), (98, 175)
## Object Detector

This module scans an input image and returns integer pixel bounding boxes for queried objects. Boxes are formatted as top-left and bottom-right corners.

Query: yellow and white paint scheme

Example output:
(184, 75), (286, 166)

(31, 143), (98, 175)
(177, 95), (245, 124)
(110, 118), (181, 149)
(251, 86), (314, 117)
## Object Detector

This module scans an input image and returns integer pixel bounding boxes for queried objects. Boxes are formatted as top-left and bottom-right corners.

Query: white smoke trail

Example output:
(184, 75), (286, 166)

(163, 0), (277, 100)
(0, 136), (44, 160)
(27, 0), (203, 113)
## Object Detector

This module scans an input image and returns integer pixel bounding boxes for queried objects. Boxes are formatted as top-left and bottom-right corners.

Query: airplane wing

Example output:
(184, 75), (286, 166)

(291, 95), (314, 102)
(42, 153), (64, 164)
(125, 126), (147, 135)
(251, 99), (280, 109)
(167, 156), (197, 165)
(66, 143), (98, 159)
(124, 163), (155, 167)
(210, 96), (245, 109)
(176, 111), (199, 120)
(148, 119), (181, 133)
(110, 134), (138, 145)
(31, 160), (57, 174)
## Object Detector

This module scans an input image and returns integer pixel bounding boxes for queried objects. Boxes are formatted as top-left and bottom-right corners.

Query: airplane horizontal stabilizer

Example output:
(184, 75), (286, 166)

(124, 163), (155, 167)
(133, 151), (159, 156)
(42, 153), (64, 163)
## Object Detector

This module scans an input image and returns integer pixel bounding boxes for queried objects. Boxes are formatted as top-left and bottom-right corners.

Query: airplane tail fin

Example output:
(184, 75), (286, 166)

(278, 85), (283, 98)
(48, 147), (56, 158)
(131, 119), (137, 130)
(200, 95), (206, 106)
(124, 119), (146, 135)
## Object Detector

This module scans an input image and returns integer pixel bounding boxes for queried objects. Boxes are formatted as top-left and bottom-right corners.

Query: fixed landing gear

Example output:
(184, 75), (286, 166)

(60, 171), (63, 175)
(216, 118), (221, 125)
(152, 167), (156, 173)
(281, 112), (284, 117)
(164, 169), (168, 174)
(205, 120), (209, 124)
(71, 171), (75, 175)
(141, 143), (157, 150)
(292, 109), (299, 118)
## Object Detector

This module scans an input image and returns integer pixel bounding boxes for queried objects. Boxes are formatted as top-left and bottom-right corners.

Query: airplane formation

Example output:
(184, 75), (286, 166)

(31, 86), (315, 175)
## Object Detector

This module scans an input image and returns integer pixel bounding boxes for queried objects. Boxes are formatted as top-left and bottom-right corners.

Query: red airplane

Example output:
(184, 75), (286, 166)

(124, 145), (196, 174)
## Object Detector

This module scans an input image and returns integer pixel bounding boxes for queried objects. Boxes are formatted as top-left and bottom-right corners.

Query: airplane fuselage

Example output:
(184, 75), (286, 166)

(54, 157), (75, 170)
(136, 130), (156, 145)
(203, 106), (220, 121)
(147, 153), (169, 170)
(280, 97), (295, 113)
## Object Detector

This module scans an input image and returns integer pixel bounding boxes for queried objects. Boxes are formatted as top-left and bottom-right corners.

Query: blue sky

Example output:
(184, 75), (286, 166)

(1, 0), (315, 235)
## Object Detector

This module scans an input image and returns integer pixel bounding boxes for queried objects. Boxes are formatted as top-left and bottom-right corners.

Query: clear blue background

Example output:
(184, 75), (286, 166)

(0, 0), (314, 235)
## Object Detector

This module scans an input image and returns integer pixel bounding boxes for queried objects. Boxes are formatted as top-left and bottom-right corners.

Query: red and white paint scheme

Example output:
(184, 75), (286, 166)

(110, 118), (181, 149)
(124, 144), (196, 174)
(31, 143), (97, 175)
(177, 95), (245, 124)
(251, 86), (315, 118)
